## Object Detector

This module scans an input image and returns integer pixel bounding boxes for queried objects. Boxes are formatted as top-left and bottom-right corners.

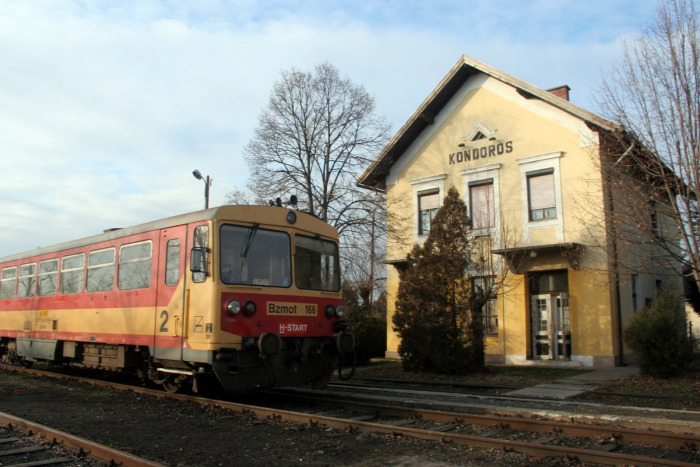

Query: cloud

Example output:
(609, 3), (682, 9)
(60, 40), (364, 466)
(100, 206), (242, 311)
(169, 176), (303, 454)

(0, 0), (659, 257)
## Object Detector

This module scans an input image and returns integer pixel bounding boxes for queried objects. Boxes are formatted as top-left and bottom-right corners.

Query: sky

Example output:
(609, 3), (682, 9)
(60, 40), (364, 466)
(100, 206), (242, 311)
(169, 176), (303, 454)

(0, 0), (661, 258)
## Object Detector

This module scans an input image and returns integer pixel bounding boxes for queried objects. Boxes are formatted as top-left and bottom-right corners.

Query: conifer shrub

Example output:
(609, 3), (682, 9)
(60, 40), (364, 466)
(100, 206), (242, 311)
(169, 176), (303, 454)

(342, 284), (387, 366)
(624, 286), (693, 377)
(393, 186), (485, 374)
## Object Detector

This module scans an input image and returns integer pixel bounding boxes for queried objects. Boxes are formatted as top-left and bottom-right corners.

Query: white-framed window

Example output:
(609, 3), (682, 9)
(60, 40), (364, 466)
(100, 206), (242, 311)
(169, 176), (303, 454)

(38, 259), (59, 296)
(118, 241), (152, 290)
(87, 248), (116, 293)
(17, 263), (36, 298)
(469, 181), (495, 229)
(418, 190), (440, 235)
(461, 164), (501, 237)
(0, 266), (17, 299)
(527, 170), (556, 221)
(517, 152), (564, 243)
(60, 253), (85, 295)
(410, 174), (446, 239)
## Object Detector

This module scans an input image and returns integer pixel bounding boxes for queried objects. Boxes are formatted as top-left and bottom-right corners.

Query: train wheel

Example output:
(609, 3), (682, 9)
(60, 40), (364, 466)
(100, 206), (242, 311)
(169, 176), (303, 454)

(162, 380), (180, 393)
(161, 374), (192, 394)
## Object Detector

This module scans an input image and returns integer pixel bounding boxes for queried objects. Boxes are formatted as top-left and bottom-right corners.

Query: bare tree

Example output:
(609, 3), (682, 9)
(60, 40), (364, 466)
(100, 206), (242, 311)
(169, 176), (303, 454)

(244, 62), (391, 231)
(244, 62), (392, 295)
(596, 0), (700, 295)
(224, 187), (254, 206)
(341, 190), (417, 308)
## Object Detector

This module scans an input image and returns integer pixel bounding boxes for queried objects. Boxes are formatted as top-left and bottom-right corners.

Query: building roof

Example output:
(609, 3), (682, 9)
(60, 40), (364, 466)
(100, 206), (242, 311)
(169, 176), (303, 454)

(356, 55), (622, 191)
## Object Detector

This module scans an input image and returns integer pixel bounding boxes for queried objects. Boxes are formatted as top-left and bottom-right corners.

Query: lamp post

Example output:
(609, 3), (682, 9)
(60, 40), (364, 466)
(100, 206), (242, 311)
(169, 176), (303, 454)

(192, 169), (212, 209)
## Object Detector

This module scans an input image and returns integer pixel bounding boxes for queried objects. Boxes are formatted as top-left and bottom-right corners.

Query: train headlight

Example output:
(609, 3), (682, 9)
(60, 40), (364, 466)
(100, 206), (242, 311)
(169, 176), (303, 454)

(243, 300), (257, 317)
(325, 305), (344, 318)
(227, 300), (241, 315)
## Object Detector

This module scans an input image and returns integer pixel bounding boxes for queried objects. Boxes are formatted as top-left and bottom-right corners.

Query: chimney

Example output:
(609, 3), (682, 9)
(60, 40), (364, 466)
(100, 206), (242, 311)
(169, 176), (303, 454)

(546, 85), (570, 101)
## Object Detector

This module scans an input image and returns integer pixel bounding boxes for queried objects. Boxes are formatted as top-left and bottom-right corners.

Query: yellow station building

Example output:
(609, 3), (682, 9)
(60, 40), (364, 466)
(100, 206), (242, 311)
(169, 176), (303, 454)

(357, 55), (683, 367)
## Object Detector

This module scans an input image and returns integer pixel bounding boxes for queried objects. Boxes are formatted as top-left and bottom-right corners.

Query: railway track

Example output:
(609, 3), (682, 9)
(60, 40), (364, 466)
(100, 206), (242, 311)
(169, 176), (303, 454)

(264, 388), (700, 448)
(261, 389), (700, 466)
(1, 422), (76, 467)
(2, 364), (699, 466)
(323, 380), (700, 433)
(347, 374), (700, 406)
(0, 411), (165, 467)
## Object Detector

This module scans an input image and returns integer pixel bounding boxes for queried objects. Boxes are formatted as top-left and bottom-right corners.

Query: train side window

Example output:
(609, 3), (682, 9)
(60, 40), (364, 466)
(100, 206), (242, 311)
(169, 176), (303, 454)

(0, 266), (17, 299)
(165, 239), (180, 286)
(118, 241), (152, 290)
(17, 263), (37, 298)
(60, 254), (85, 295)
(87, 248), (116, 292)
(191, 225), (209, 283)
(38, 259), (59, 296)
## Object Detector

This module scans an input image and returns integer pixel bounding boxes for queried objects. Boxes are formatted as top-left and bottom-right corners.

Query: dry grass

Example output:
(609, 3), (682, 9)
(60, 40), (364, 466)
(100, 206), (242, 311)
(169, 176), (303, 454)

(355, 360), (592, 388)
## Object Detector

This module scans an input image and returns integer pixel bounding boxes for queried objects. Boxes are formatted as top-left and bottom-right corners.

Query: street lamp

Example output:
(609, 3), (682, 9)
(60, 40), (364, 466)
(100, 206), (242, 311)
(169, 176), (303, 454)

(192, 169), (212, 209)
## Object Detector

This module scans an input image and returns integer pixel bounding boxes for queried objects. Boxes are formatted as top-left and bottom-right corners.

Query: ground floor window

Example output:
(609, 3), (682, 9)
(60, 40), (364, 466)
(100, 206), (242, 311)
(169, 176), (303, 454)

(482, 297), (498, 335)
(474, 276), (498, 336)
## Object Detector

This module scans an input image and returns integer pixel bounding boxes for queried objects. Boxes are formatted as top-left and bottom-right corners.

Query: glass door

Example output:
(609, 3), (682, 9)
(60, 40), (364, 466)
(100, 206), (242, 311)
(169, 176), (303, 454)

(555, 292), (571, 359)
(531, 294), (552, 359)
(530, 292), (571, 360)
(529, 270), (570, 361)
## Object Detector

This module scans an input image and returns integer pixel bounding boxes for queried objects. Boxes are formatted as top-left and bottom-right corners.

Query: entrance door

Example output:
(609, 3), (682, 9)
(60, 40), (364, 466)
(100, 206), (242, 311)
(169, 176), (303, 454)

(531, 292), (571, 360)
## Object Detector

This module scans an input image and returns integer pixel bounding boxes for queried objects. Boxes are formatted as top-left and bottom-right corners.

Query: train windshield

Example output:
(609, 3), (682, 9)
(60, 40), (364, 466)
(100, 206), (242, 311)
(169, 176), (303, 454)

(294, 235), (340, 291)
(220, 225), (292, 287)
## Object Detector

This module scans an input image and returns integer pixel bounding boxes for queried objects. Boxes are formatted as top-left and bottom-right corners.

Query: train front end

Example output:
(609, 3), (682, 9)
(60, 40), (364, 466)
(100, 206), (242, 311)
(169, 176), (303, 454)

(201, 208), (353, 393)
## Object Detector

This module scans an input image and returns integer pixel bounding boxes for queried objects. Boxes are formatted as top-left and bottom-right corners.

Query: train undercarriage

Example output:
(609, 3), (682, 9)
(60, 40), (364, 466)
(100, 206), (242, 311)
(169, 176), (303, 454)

(0, 334), (354, 394)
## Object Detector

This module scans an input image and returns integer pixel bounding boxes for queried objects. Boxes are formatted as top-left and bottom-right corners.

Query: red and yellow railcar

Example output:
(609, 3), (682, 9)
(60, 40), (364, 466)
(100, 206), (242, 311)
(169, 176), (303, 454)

(0, 206), (353, 393)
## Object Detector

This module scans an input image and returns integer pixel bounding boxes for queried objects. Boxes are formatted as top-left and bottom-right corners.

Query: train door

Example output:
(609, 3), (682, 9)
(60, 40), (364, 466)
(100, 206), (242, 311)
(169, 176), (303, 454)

(154, 226), (188, 361)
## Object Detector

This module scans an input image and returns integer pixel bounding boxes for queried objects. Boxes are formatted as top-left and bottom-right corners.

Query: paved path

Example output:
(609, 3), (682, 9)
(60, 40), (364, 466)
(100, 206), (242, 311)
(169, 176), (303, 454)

(505, 365), (639, 399)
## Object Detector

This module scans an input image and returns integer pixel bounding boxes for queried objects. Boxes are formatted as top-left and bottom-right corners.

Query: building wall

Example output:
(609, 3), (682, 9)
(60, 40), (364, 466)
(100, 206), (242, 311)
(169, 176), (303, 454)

(382, 74), (628, 366)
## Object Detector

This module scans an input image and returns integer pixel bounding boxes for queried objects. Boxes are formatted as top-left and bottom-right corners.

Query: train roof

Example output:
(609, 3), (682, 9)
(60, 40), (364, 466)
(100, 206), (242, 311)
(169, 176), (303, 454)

(0, 205), (335, 264)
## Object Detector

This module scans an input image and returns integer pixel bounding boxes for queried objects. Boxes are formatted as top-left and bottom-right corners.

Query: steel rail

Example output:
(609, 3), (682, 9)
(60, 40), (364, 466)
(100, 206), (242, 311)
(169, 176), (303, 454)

(2, 365), (698, 466)
(264, 390), (700, 449)
(328, 380), (700, 423)
(348, 375), (700, 405)
(350, 374), (519, 390)
(175, 395), (699, 467)
(0, 411), (166, 467)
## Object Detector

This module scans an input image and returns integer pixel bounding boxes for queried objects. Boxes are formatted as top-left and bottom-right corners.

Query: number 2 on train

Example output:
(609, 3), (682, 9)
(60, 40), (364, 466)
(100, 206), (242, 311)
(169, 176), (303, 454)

(160, 310), (168, 333)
